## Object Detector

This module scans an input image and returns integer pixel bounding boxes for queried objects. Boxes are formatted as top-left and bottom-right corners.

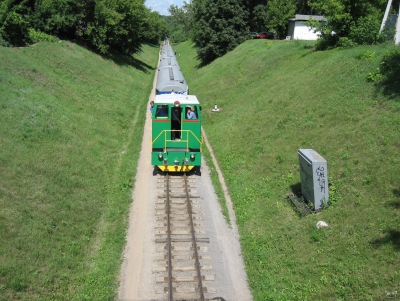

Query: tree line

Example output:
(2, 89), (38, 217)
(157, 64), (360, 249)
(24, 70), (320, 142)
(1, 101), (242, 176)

(0, 0), (168, 55)
(1, 0), (399, 62)
(168, 0), (399, 64)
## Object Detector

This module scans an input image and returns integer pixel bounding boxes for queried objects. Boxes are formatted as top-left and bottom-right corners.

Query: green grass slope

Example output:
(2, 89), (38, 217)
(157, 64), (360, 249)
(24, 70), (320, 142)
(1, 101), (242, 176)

(175, 40), (400, 300)
(0, 42), (158, 300)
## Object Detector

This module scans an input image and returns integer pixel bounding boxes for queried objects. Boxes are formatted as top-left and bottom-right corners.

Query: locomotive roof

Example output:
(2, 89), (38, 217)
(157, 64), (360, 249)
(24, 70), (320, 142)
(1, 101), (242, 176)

(154, 94), (200, 105)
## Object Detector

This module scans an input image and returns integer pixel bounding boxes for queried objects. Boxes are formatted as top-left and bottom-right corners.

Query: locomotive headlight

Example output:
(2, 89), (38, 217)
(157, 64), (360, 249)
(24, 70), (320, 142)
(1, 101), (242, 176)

(190, 153), (196, 160)
(174, 160), (179, 167)
(184, 159), (189, 166)
(158, 153), (163, 160)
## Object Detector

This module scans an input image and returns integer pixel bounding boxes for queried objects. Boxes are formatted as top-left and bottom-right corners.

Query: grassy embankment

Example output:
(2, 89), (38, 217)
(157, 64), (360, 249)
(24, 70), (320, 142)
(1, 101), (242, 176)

(175, 40), (400, 300)
(0, 41), (158, 300)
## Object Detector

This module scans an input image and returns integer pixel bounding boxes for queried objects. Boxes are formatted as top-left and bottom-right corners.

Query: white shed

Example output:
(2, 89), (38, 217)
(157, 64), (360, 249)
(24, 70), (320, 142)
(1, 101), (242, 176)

(287, 14), (326, 40)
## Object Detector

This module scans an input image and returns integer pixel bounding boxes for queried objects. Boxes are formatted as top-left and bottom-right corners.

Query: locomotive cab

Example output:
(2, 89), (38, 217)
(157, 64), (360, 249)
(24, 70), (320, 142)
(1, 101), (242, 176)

(151, 94), (203, 172)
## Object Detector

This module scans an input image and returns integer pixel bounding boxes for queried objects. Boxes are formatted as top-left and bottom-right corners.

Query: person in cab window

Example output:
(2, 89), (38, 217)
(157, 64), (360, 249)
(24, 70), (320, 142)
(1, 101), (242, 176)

(187, 107), (197, 120)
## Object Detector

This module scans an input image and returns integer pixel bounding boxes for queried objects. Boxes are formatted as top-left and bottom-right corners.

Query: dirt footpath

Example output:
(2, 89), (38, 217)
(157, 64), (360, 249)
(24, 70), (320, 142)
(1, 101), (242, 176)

(118, 68), (252, 301)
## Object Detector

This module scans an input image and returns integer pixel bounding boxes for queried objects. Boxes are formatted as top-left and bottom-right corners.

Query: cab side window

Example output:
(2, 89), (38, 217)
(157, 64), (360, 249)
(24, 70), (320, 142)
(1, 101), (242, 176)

(186, 106), (197, 120)
(155, 105), (168, 118)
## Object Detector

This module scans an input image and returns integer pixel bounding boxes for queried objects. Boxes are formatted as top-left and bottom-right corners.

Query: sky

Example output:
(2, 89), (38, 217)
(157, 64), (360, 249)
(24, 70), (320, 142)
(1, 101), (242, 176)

(145, 0), (186, 16)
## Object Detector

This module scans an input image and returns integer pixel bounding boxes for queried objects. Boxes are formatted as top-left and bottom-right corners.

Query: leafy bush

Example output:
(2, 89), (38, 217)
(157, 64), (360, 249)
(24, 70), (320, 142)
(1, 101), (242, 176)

(381, 48), (400, 75)
(0, 10), (30, 46)
(328, 181), (339, 206)
(355, 50), (375, 61)
(28, 28), (58, 43)
(349, 16), (380, 45)
(379, 48), (400, 96)
(337, 37), (357, 49)
(170, 27), (187, 44)
(0, 33), (11, 46)
(377, 27), (396, 43)
(309, 0), (387, 50)
(314, 31), (338, 50)
(367, 68), (381, 83)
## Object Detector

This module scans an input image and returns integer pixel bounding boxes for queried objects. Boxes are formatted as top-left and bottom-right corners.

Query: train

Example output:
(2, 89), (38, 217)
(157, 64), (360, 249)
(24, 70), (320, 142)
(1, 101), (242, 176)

(156, 44), (188, 95)
(151, 42), (203, 173)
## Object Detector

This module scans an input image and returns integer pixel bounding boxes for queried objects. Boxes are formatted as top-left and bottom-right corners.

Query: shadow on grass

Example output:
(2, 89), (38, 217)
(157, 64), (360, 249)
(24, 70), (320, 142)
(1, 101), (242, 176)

(290, 182), (302, 195)
(371, 229), (400, 251)
(384, 189), (400, 208)
(287, 182), (314, 217)
(386, 201), (400, 208)
(377, 189), (400, 249)
(105, 53), (153, 72)
(72, 39), (155, 72)
(377, 48), (400, 99)
(196, 57), (210, 69)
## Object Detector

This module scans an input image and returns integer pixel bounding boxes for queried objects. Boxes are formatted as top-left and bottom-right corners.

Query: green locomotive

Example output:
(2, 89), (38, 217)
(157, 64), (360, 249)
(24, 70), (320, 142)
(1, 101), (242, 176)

(151, 94), (203, 172)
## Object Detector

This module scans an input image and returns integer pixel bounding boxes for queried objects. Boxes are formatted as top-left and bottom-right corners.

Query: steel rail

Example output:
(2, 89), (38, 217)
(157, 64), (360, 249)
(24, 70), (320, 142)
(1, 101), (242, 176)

(166, 173), (173, 301)
(184, 173), (205, 301)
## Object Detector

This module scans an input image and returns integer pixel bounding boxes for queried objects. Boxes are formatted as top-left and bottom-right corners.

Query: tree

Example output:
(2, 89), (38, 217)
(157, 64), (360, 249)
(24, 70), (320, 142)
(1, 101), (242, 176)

(167, 1), (193, 42)
(84, 0), (148, 54)
(243, 0), (268, 31)
(30, 0), (91, 39)
(308, 0), (388, 49)
(349, 15), (382, 45)
(250, 4), (268, 31)
(295, 0), (314, 15)
(242, 0), (315, 35)
(0, 0), (167, 55)
(266, 0), (296, 38)
(192, 0), (249, 64)
(144, 10), (168, 44)
(0, 0), (33, 46)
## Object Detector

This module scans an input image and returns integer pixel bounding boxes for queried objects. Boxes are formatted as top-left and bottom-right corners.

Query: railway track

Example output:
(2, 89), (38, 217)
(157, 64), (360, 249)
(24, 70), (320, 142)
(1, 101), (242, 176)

(153, 173), (224, 301)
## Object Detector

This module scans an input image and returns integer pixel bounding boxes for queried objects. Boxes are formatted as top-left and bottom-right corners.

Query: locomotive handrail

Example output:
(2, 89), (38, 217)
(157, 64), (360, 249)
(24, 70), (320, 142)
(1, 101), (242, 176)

(152, 130), (203, 152)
